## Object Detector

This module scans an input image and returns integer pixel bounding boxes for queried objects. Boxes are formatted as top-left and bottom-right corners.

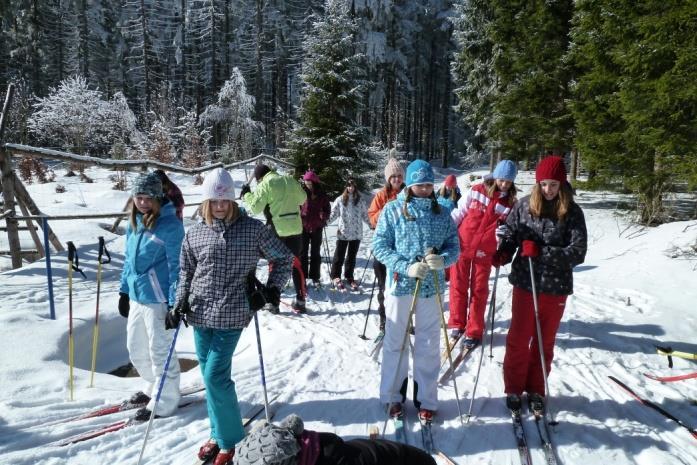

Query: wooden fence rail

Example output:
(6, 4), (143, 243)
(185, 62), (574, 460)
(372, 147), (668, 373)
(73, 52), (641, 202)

(4, 143), (295, 173)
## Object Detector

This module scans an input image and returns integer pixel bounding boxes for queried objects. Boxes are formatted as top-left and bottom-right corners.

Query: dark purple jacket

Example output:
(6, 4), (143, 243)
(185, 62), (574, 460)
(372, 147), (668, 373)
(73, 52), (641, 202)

(165, 184), (184, 221)
(301, 188), (331, 233)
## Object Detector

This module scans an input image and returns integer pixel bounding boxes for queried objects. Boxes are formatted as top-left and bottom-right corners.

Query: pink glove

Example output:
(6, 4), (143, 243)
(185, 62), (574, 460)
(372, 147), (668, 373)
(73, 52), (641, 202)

(521, 240), (540, 258)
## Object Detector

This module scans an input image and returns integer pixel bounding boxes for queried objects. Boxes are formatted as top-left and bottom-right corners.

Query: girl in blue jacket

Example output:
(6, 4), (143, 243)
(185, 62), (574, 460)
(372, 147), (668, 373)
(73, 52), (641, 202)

(372, 159), (459, 423)
(118, 172), (184, 421)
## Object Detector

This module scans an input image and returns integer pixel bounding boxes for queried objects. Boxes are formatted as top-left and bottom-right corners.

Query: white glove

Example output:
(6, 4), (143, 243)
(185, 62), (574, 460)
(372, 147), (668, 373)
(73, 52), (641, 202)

(407, 262), (429, 280)
(424, 253), (445, 270)
(495, 224), (508, 238)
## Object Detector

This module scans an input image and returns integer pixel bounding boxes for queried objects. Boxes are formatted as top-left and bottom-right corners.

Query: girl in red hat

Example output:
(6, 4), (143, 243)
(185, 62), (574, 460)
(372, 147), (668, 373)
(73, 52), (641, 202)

(492, 156), (587, 414)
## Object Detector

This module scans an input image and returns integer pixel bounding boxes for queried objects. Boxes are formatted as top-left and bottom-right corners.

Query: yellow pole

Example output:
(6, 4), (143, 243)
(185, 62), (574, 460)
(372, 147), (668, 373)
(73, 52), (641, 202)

(89, 260), (101, 387)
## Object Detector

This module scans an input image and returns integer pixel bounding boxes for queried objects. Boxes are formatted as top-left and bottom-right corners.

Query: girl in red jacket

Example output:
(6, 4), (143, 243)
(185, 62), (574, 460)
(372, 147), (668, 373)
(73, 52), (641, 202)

(447, 160), (518, 349)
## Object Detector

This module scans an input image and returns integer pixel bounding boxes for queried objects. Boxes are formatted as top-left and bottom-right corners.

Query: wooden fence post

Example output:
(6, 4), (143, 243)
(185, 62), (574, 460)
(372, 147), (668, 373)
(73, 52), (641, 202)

(0, 83), (22, 268)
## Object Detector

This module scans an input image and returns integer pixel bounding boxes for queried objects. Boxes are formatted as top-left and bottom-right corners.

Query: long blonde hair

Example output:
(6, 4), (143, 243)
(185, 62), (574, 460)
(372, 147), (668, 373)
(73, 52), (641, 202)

(484, 178), (518, 207)
(201, 199), (240, 226)
(529, 182), (574, 220)
(130, 197), (161, 230)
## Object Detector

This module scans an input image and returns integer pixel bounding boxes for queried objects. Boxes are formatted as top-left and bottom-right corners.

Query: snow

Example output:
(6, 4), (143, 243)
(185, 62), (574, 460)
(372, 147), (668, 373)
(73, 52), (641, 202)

(1, 166), (696, 465)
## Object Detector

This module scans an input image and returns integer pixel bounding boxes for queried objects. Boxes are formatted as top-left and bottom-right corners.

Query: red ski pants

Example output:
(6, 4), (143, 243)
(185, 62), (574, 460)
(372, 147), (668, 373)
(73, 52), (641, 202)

(503, 286), (567, 396)
(447, 255), (492, 339)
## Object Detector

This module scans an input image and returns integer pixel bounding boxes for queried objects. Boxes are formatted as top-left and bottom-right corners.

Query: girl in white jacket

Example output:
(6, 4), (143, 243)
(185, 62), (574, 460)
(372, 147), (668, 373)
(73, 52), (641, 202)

(328, 178), (370, 290)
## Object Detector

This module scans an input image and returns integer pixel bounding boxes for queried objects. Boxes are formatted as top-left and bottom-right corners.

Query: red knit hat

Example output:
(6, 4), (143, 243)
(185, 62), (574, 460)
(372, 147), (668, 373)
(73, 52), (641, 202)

(444, 174), (457, 188)
(535, 156), (567, 183)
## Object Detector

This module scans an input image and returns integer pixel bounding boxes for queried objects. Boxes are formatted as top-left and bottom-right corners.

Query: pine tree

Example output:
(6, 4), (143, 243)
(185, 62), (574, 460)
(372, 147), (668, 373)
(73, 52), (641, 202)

(287, 0), (372, 195)
(569, 0), (697, 223)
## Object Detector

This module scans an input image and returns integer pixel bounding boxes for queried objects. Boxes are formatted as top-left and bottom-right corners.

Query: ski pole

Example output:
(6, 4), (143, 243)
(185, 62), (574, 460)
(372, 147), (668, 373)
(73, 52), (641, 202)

(89, 237), (110, 388)
(359, 276), (378, 340)
(67, 241), (76, 401)
(528, 256), (556, 425)
(253, 312), (271, 421)
(357, 250), (374, 288)
(488, 266), (500, 359)
(136, 317), (182, 465)
(322, 227), (334, 287)
(381, 277), (421, 437)
(467, 266), (499, 421)
(430, 259), (465, 427)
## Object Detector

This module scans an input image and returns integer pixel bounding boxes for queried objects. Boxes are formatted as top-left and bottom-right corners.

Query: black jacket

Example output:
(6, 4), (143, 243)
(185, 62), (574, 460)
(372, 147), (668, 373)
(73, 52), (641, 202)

(315, 432), (435, 465)
(498, 195), (587, 295)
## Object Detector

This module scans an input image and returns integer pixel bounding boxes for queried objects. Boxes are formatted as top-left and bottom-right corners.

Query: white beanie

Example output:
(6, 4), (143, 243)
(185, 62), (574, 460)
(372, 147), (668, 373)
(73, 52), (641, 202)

(202, 168), (236, 201)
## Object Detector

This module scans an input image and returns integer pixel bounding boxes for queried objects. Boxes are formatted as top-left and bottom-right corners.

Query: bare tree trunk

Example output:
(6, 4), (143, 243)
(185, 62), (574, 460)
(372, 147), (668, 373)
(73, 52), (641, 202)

(570, 148), (578, 180)
(78, 0), (89, 78)
(139, 0), (151, 113)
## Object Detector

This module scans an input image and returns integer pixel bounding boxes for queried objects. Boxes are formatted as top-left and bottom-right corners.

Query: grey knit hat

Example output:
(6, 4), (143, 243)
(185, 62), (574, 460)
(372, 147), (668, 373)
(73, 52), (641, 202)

(233, 416), (301, 465)
(131, 172), (163, 198)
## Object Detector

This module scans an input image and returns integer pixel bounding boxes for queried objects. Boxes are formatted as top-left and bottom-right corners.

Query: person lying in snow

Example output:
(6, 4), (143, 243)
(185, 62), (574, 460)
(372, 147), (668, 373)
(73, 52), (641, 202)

(233, 414), (436, 465)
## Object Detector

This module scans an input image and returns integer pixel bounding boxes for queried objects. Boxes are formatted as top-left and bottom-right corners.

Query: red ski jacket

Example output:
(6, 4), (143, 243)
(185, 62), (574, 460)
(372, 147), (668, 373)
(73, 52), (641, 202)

(452, 183), (513, 260)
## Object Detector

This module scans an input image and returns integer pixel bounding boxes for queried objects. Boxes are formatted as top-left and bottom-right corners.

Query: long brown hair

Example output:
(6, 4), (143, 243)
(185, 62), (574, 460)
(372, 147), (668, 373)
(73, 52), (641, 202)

(484, 178), (518, 207)
(341, 179), (361, 206)
(529, 182), (574, 220)
(402, 187), (441, 220)
(201, 199), (240, 226)
(130, 197), (161, 230)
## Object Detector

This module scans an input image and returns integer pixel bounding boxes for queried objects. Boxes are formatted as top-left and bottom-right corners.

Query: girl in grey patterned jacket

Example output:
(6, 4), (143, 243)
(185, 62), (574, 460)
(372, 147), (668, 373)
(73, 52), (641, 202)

(327, 178), (370, 290)
(172, 168), (293, 465)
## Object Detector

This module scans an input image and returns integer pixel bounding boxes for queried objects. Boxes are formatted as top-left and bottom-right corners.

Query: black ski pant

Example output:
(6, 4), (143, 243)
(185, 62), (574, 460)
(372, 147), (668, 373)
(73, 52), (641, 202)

(373, 259), (387, 326)
(301, 228), (323, 281)
(280, 234), (304, 300)
(330, 239), (360, 281)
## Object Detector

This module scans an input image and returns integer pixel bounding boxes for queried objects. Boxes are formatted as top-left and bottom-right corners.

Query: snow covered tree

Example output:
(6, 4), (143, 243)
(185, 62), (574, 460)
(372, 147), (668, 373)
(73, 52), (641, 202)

(27, 76), (142, 155)
(452, 0), (498, 156)
(199, 67), (262, 162)
(288, 0), (372, 195)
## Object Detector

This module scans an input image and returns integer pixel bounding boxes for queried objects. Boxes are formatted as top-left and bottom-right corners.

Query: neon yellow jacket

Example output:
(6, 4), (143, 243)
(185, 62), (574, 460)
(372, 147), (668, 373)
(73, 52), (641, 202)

(243, 171), (307, 237)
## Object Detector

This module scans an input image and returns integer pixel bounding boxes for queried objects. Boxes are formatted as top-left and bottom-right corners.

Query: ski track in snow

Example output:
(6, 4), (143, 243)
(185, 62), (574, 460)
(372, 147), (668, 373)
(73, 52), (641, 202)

(1, 167), (697, 465)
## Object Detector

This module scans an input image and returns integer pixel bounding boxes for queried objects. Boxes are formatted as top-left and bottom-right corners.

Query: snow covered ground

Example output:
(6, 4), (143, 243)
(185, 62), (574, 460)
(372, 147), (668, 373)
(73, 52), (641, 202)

(1, 165), (696, 465)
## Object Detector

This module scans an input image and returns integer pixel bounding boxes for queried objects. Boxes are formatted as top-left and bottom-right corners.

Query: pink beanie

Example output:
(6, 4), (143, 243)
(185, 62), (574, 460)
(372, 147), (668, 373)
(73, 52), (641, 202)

(384, 158), (404, 182)
(302, 170), (321, 183)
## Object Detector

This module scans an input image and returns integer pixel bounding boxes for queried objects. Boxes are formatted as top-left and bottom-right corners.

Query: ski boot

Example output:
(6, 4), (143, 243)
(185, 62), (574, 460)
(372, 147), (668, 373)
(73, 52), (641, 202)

(291, 298), (306, 314)
(213, 450), (234, 465)
(388, 402), (403, 418)
(418, 409), (434, 424)
(528, 393), (545, 416)
(198, 440), (220, 462)
(506, 393), (522, 414)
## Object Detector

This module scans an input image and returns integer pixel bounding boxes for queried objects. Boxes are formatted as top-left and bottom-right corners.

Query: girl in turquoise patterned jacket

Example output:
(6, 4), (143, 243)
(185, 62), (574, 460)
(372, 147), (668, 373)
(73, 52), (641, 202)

(372, 159), (459, 423)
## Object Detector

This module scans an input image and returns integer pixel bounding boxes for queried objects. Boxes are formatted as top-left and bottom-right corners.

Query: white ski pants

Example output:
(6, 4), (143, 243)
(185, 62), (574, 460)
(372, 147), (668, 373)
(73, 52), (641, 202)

(379, 293), (441, 411)
(126, 301), (181, 416)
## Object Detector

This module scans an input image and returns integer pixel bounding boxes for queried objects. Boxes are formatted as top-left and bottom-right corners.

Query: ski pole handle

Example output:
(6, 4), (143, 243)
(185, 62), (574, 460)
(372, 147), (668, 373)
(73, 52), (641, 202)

(97, 237), (111, 264)
(67, 241), (76, 263)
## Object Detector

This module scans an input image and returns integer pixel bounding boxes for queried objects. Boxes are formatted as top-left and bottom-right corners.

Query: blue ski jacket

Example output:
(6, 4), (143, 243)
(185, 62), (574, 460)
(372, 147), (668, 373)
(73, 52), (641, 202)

(372, 190), (460, 298)
(119, 201), (184, 306)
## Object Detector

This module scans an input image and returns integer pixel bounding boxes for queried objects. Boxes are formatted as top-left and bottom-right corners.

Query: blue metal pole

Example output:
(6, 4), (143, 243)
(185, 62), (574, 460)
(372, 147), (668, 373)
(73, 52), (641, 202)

(42, 216), (56, 320)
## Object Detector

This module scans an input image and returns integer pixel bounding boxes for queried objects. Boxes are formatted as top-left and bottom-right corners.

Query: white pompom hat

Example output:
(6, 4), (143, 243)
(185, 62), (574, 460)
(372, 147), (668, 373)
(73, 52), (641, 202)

(202, 168), (236, 201)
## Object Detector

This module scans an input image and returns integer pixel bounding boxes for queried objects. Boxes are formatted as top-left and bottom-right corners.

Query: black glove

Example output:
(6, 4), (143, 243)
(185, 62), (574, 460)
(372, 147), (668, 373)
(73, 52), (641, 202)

(263, 286), (281, 308)
(165, 299), (190, 330)
(118, 292), (130, 318)
(240, 183), (251, 197)
(248, 286), (267, 312)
